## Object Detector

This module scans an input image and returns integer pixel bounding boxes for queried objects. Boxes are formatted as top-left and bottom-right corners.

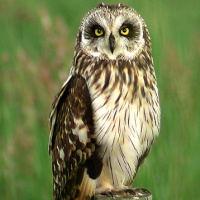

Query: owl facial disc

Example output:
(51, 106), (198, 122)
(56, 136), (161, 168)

(80, 5), (145, 60)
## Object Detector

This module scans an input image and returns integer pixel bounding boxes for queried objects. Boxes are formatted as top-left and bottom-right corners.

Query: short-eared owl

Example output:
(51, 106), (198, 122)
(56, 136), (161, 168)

(48, 3), (160, 200)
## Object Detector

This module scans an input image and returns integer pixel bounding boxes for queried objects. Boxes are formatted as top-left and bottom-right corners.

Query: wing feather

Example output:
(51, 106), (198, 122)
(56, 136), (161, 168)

(48, 75), (102, 199)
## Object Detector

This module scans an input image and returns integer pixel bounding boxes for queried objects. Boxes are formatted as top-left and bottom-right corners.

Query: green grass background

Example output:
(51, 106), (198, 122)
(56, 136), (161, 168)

(0, 0), (199, 199)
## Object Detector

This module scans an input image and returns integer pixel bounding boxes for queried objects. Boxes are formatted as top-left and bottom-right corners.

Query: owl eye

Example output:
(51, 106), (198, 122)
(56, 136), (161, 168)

(120, 27), (130, 36)
(94, 28), (104, 37)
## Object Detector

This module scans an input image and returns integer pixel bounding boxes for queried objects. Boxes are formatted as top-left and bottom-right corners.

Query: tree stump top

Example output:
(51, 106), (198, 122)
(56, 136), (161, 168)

(93, 188), (152, 200)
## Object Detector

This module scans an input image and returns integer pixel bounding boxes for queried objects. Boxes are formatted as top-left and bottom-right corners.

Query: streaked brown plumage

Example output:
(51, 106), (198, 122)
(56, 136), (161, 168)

(48, 3), (160, 200)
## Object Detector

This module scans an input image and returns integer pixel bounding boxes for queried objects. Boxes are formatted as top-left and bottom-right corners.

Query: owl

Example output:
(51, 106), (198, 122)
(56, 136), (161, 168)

(48, 3), (160, 200)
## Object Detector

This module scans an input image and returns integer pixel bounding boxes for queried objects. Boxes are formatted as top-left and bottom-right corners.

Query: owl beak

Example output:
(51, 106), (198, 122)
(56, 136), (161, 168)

(109, 33), (115, 54)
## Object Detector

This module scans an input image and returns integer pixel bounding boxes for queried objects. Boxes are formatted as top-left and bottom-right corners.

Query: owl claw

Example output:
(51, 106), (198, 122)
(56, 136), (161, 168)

(123, 189), (136, 195)
(101, 191), (114, 197)
(98, 189), (136, 197)
(113, 188), (140, 196)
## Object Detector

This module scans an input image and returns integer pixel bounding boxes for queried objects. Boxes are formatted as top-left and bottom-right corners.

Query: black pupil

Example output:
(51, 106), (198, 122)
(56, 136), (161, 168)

(123, 28), (127, 32)
(97, 29), (102, 34)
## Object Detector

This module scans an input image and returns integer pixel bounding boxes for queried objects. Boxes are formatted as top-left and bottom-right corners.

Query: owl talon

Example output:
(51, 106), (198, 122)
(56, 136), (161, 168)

(101, 191), (114, 197)
(123, 189), (136, 195)
(103, 189), (136, 197)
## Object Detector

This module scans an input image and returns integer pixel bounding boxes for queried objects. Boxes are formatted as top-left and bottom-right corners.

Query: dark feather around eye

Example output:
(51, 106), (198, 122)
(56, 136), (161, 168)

(84, 22), (104, 39)
(120, 22), (140, 39)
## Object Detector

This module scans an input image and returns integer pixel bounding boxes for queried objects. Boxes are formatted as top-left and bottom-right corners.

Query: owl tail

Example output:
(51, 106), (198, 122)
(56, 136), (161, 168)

(74, 170), (96, 200)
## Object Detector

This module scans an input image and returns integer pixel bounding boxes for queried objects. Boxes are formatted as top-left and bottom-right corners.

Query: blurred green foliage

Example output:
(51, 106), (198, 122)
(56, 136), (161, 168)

(0, 0), (199, 199)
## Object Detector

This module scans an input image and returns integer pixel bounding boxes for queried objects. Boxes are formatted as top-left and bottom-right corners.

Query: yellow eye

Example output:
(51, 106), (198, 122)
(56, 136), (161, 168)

(95, 28), (104, 37)
(120, 27), (129, 36)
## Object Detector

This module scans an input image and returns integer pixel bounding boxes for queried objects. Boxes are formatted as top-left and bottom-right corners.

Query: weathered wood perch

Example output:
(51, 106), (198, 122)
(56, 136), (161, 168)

(93, 188), (152, 200)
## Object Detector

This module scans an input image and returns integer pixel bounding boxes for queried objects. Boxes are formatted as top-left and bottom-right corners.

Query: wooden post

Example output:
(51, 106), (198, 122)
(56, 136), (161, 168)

(93, 188), (152, 200)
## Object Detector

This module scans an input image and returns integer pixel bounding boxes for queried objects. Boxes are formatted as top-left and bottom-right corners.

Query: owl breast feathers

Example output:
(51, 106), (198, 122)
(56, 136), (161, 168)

(48, 3), (160, 200)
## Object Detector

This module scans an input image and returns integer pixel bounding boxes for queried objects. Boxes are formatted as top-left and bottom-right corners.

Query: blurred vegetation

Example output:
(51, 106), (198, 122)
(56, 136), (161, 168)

(0, 0), (199, 199)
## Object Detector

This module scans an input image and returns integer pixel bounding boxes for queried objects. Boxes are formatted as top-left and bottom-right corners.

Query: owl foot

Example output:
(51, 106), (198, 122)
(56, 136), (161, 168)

(108, 188), (136, 197)
(123, 188), (136, 195)
(96, 188), (136, 197)
(95, 188), (150, 197)
(101, 191), (114, 197)
(117, 188), (152, 197)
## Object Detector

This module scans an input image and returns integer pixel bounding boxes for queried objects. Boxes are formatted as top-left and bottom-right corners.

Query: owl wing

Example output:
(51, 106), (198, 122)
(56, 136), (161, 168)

(48, 74), (103, 200)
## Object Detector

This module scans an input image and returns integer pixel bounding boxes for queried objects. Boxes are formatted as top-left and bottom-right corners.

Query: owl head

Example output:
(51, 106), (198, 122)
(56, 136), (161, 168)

(75, 3), (151, 61)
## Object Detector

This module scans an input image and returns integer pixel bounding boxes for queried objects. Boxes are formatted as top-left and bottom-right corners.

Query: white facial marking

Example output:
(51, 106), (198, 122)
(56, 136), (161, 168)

(81, 10), (144, 60)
